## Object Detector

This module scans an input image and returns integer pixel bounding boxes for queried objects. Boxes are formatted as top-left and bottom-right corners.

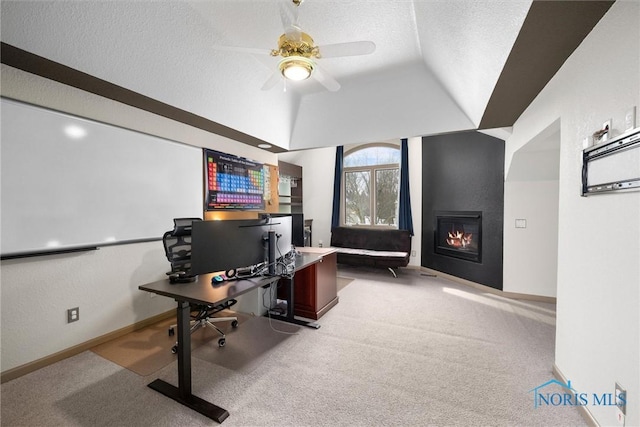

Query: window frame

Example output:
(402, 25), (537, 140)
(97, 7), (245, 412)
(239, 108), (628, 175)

(341, 143), (401, 228)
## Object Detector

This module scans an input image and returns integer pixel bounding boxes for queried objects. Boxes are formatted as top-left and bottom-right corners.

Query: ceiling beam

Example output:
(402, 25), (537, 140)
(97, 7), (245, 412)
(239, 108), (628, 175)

(479, 0), (615, 129)
(0, 42), (285, 153)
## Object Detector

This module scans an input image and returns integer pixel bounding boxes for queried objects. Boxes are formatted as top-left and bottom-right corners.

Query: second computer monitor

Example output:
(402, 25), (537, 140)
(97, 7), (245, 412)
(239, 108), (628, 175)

(190, 216), (292, 276)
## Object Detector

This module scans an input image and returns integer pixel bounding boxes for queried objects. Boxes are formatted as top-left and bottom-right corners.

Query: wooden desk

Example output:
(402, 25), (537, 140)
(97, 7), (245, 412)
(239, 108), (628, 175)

(139, 273), (279, 423)
(279, 247), (338, 320)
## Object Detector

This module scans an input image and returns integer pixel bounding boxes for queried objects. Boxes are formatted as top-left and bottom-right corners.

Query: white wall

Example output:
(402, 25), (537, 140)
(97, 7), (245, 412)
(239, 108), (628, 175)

(0, 66), (278, 372)
(1, 243), (170, 371)
(503, 126), (560, 297)
(0, 66), (277, 166)
(503, 180), (559, 297)
(278, 147), (336, 248)
(278, 136), (422, 267)
(506, 2), (639, 425)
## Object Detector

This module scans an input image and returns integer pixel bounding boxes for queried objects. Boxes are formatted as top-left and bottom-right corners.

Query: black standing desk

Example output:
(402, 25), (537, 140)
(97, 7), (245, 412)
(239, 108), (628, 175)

(138, 273), (279, 423)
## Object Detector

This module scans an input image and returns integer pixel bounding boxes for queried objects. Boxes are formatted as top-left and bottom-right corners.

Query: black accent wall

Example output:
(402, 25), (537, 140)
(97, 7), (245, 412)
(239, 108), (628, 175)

(421, 131), (504, 290)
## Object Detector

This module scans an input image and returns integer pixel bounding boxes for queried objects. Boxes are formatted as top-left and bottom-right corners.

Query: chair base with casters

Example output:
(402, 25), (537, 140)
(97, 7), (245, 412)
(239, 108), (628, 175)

(168, 300), (238, 352)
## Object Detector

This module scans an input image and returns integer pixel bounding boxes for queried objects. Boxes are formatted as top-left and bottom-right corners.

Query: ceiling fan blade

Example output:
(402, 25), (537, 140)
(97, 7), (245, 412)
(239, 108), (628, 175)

(284, 24), (303, 42)
(279, 0), (302, 43)
(210, 45), (272, 56)
(253, 54), (277, 71)
(279, 0), (299, 30)
(317, 41), (376, 58)
(261, 70), (283, 91)
(313, 64), (340, 92)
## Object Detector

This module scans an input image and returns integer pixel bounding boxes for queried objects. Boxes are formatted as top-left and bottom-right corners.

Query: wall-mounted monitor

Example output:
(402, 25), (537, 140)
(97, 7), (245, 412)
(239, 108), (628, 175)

(204, 149), (265, 210)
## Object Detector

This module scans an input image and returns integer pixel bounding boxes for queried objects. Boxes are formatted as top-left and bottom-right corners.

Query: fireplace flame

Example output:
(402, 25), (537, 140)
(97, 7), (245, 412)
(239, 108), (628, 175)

(446, 230), (473, 248)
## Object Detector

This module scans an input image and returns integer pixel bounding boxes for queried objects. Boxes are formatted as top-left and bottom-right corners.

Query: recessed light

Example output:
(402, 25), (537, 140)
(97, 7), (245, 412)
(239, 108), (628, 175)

(258, 143), (272, 149)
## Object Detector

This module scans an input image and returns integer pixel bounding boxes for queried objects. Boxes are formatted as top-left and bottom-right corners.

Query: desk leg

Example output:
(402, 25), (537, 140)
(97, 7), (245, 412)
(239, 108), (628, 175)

(268, 277), (320, 329)
(176, 299), (191, 399)
(147, 300), (230, 423)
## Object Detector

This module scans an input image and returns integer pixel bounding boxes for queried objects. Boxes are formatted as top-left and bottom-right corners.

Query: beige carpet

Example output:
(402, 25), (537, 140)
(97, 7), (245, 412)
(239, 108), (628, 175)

(90, 310), (252, 376)
(192, 315), (300, 374)
(337, 276), (354, 292)
(2, 270), (586, 426)
(90, 276), (370, 376)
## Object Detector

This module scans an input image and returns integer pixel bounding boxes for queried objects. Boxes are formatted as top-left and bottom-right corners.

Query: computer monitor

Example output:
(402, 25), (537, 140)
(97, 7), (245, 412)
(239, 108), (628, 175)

(191, 216), (292, 276)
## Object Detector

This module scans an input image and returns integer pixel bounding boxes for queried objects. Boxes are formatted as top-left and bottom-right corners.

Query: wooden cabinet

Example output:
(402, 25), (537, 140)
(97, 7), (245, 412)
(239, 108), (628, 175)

(279, 248), (338, 320)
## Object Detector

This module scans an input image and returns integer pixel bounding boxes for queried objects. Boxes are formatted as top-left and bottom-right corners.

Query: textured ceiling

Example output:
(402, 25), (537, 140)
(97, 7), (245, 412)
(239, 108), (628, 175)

(0, 0), (614, 152)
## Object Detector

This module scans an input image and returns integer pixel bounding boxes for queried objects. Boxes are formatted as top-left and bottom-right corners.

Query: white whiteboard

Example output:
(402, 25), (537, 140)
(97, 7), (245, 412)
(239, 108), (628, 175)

(1, 98), (203, 257)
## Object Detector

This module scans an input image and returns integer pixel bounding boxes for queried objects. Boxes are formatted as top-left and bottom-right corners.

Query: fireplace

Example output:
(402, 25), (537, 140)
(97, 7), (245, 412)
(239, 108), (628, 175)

(434, 212), (482, 262)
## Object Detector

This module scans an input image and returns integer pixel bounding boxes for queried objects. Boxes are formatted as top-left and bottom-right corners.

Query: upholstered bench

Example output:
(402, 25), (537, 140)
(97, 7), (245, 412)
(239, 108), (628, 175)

(330, 227), (411, 277)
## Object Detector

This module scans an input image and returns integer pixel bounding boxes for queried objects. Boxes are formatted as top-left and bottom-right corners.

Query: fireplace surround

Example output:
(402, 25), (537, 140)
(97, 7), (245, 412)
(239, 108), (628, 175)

(434, 211), (482, 263)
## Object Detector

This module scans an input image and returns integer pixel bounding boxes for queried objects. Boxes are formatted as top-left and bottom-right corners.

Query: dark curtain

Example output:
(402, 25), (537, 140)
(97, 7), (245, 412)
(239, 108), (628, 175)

(399, 138), (414, 235)
(331, 146), (344, 229)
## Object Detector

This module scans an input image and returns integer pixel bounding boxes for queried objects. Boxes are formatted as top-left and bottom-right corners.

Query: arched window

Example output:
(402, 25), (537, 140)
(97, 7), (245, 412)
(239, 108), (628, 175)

(343, 144), (400, 227)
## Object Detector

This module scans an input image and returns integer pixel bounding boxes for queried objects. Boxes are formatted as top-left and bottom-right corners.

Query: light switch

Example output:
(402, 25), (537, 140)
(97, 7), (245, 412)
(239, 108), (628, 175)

(515, 219), (527, 228)
(625, 106), (636, 131)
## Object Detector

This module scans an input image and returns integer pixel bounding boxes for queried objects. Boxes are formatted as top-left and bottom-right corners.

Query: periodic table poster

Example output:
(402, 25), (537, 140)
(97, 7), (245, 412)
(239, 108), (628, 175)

(204, 149), (265, 210)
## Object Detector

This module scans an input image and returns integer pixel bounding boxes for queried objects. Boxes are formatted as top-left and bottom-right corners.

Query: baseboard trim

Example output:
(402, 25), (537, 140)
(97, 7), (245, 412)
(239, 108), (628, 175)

(553, 364), (599, 427)
(420, 267), (557, 303)
(1, 309), (175, 384)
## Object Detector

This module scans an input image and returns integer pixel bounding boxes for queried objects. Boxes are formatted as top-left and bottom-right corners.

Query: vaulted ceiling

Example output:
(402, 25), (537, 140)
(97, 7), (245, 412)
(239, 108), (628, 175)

(0, 0), (614, 152)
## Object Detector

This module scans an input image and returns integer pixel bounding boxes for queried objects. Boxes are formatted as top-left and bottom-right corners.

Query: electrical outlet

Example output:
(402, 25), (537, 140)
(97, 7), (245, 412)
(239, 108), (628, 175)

(67, 307), (79, 323)
(515, 219), (527, 228)
(411, 250), (416, 257)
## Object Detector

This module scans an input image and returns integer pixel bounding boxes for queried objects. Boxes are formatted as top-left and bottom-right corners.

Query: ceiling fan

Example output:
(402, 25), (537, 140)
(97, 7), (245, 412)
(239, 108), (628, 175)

(211, 0), (376, 92)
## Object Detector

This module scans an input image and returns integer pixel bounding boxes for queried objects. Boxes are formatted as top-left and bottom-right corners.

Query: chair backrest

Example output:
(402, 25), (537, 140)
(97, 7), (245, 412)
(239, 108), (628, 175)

(163, 218), (202, 278)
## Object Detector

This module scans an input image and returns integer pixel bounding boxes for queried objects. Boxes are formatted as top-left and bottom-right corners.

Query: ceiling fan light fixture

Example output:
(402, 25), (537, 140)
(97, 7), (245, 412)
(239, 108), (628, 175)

(279, 56), (314, 81)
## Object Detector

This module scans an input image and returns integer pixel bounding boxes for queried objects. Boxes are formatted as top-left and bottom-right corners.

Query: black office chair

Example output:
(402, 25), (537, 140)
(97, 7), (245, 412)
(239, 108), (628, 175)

(163, 218), (200, 284)
(163, 218), (238, 351)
